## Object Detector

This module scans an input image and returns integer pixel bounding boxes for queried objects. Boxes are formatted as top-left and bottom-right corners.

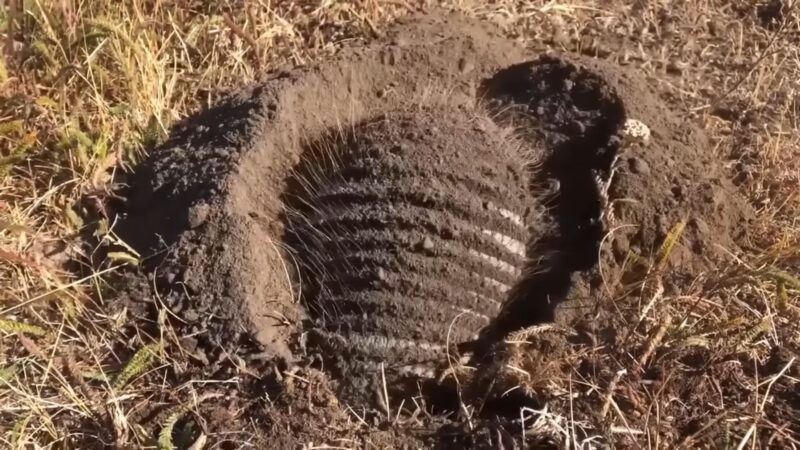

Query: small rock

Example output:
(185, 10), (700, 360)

(419, 237), (435, 251)
(180, 336), (200, 353)
(628, 157), (650, 175)
(165, 292), (181, 307)
(701, 183), (726, 208)
(187, 203), (210, 229)
(689, 217), (710, 235)
(214, 350), (227, 365)
(622, 118), (651, 144)
(164, 271), (177, 284)
(655, 214), (671, 238)
(192, 350), (210, 366)
(612, 234), (631, 261)
(183, 309), (200, 322)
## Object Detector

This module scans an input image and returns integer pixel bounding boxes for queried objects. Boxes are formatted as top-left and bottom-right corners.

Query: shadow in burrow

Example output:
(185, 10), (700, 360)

(471, 56), (627, 357)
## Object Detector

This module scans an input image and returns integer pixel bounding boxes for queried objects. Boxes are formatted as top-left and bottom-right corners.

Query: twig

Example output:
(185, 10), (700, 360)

(186, 433), (207, 450)
(635, 313), (672, 374)
(600, 369), (627, 419)
(222, 13), (262, 71)
(380, 362), (390, 421)
(759, 357), (795, 412)
(735, 424), (756, 450)
(0, 265), (124, 315)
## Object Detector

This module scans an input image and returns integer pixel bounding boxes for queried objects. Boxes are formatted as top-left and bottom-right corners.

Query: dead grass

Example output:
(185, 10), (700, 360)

(0, 0), (798, 448)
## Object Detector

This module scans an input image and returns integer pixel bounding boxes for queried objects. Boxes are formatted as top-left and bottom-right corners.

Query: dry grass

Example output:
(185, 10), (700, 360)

(1, 0), (798, 448)
(1, 2), (406, 447)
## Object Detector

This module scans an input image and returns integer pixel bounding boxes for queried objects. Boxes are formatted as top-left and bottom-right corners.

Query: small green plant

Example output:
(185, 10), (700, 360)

(0, 319), (46, 336)
(158, 403), (194, 450)
(113, 342), (163, 390)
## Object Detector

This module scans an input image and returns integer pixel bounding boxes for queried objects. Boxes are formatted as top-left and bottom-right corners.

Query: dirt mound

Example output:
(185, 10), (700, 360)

(117, 10), (755, 447)
(478, 55), (754, 339)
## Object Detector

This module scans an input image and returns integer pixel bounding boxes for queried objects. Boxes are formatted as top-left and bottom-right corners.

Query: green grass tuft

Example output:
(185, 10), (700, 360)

(113, 342), (163, 390)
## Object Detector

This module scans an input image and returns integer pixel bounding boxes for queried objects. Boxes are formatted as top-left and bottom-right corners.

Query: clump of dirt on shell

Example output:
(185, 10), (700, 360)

(115, 9), (757, 448)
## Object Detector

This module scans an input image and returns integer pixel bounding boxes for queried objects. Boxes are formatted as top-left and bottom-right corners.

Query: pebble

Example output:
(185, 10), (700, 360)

(612, 234), (631, 260)
(193, 351), (210, 366)
(183, 309), (200, 322)
(622, 118), (651, 144)
(164, 271), (177, 284)
(180, 336), (199, 353)
(656, 214), (671, 238)
(187, 203), (210, 228)
(629, 157), (650, 175)
(689, 217), (710, 235)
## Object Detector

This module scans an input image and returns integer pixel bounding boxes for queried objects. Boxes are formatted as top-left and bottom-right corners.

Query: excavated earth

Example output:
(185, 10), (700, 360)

(117, 10), (755, 448)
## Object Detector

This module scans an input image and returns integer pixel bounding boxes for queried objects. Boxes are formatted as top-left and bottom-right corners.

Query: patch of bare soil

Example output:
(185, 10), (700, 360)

(113, 8), (786, 449)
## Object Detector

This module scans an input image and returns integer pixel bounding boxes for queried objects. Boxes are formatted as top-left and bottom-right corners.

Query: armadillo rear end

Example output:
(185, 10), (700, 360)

(284, 107), (538, 407)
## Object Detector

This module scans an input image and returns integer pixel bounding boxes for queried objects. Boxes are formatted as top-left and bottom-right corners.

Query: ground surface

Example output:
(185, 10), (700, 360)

(1, 1), (799, 449)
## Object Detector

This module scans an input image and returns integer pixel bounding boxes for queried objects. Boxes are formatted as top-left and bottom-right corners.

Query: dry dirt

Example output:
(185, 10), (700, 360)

(109, 7), (792, 450)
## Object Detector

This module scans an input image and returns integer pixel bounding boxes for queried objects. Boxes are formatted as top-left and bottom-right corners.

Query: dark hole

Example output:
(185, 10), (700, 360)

(476, 56), (626, 347)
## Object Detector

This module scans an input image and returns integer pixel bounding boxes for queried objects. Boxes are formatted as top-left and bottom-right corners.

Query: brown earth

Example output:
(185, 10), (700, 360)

(113, 8), (777, 449)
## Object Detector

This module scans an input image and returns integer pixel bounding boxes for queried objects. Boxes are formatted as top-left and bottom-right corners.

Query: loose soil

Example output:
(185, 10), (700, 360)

(115, 8), (768, 449)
